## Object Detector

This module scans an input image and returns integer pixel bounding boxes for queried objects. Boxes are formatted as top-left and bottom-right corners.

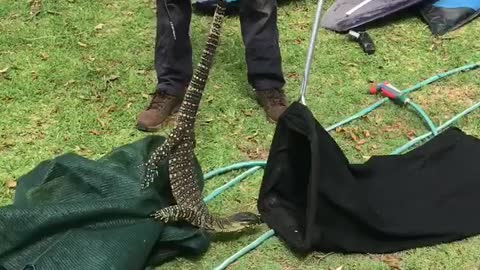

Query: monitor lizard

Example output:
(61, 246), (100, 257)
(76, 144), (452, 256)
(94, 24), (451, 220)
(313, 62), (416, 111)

(140, 0), (262, 233)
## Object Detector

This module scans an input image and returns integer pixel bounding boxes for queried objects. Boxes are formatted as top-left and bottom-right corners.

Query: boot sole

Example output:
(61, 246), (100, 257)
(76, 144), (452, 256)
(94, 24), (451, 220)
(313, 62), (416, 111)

(135, 104), (182, 133)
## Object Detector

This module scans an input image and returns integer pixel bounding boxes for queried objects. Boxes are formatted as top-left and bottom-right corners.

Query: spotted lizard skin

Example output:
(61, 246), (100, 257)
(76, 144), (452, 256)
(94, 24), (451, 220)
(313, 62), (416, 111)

(141, 0), (261, 232)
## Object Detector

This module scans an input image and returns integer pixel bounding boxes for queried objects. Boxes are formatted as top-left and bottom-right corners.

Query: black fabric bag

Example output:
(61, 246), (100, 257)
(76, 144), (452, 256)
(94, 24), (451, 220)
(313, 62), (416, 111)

(420, 0), (480, 36)
(0, 135), (209, 270)
(258, 102), (480, 254)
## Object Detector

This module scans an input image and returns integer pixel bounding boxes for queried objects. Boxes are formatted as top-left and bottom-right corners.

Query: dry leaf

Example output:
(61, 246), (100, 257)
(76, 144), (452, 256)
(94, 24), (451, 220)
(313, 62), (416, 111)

(383, 126), (395, 133)
(6, 180), (16, 189)
(29, 0), (42, 16)
(292, 38), (302, 45)
(312, 252), (333, 260)
(242, 109), (253, 116)
(78, 42), (88, 47)
(40, 52), (49, 60)
(31, 71), (38, 80)
(350, 132), (359, 142)
(96, 118), (106, 128)
(336, 127), (346, 133)
(64, 79), (76, 86)
(126, 102), (132, 108)
(94, 23), (105, 30)
(106, 105), (117, 113)
(105, 75), (120, 82)
(287, 72), (300, 80)
(0, 67), (9, 74)
(356, 139), (366, 145)
(406, 130), (416, 140)
(364, 130), (371, 137)
(380, 255), (402, 270)
(90, 129), (100, 135)
(354, 145), (362, 151)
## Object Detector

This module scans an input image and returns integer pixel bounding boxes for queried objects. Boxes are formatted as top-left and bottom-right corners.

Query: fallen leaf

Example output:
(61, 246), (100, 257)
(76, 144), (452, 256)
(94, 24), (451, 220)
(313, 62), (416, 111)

(350, 132), (359, 142)
(31, 71), (38, 80)
(380, 255), (402, 270)
(332, 266), (343, 270)
(242, 109), (253, 116)
(213, 85), (221, 89)
(0, 139), (16, 150)
(336, 127), (346, 133)
(0, 67), (9, 74)
(6, 180), (16, 189)
(105, 75), (119, 82)
(126, 102), (132, 108)
(94, 23), (105, 30)
(287, 72), (299, 80)
(40, 52), (49, 60)
(292, 38), (302, 45)
(64, 79), (76, 86)
(106, 105), (117, 113)
(406, 130), (416, 140)
(96, 118), (106, 128)
(89, 129), (100, 135)
(356, 139), (366, 145)
(312, 252), (333, 260)
(29, 0), (42, 16)
(364, 130), (371, 137)
(354, 145), (362, 151)
(383, 126), (395, 133)
(135, 70), (146, 75)
(245, 131), (258, 141)
(78, 41), (88, 47)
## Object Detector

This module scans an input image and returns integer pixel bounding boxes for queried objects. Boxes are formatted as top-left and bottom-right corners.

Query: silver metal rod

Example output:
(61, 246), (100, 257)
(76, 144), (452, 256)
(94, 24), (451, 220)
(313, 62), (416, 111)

(299, 0), (325, 105)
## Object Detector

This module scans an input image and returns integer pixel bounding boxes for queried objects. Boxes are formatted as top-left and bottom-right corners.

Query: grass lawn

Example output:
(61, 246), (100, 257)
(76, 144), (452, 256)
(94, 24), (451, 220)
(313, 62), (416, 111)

(1, 0), (480, 269)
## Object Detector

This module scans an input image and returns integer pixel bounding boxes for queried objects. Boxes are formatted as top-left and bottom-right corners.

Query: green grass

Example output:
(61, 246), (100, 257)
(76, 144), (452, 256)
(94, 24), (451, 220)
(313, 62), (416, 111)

(1, 0), (480, 269)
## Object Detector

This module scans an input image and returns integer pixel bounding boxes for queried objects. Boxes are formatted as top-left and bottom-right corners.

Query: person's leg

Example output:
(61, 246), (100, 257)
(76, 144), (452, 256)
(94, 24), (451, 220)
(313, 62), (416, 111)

(136, 0), (192, 132)
(239, 0), (288, 122)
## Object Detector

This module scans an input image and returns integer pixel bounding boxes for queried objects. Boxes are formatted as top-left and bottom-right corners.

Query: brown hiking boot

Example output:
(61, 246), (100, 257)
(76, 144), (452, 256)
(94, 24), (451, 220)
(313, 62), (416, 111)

(255, 88), (289, 122)
(136, 91), (184, 132)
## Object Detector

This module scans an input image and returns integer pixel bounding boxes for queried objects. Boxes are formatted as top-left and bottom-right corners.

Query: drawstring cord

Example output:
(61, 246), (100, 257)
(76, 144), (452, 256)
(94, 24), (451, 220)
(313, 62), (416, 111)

(163, 0), (177, 40)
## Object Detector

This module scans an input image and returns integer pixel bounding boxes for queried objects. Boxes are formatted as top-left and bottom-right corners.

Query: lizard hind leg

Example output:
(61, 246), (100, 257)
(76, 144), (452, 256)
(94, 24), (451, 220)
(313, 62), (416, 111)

(151, 205), (198, 225)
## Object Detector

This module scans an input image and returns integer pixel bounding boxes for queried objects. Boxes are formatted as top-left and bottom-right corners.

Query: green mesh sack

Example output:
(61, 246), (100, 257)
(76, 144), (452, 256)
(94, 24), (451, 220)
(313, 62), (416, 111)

(0, 135), (210, 270)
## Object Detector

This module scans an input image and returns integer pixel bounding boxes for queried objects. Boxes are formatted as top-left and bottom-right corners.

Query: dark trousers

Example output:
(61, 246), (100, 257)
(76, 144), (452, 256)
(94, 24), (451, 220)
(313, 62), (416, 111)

(155, 0), (285, 97)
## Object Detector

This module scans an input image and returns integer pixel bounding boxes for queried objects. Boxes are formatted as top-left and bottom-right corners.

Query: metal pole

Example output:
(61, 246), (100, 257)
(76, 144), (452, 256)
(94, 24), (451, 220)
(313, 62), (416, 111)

(299, 0), (325, 105)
